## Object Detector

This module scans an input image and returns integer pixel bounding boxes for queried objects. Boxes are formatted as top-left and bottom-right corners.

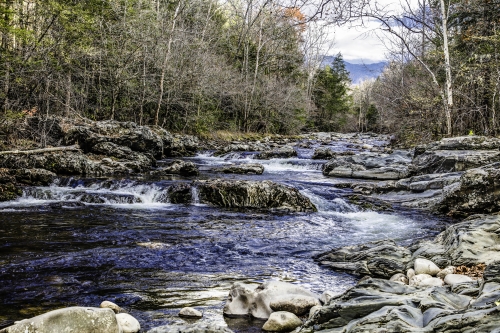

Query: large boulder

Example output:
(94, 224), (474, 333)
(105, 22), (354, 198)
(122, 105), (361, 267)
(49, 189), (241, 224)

(64, 120), (164, 159)
(315, 240), (412, 278)
(167, 183), (193, 204)
(223, 281), (319, 319)
(262, 312), (302, 332)
(322, 151), (411, 180)
(415, 136), (500, 154)
(434, 164), (500, 217)
(196, 179), (316, 212)
(255, 146), (297, 159)
(147, 323), (233, 333)
(92, 142), (156, 173)
(152, 160), (199, 177)
(0, 307), (121, 333)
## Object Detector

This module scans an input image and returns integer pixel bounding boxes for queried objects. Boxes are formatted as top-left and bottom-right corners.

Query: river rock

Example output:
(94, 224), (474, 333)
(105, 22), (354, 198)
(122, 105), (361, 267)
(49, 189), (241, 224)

(434, 164), (500, 217)
(262, 311), (302, 332)
(167, 183), (192, 204)
(196, 179), (316, 212)
(315, 240), (411, 278)
(444, 274), (473, 285)
(309, 305), (322, 319)
(409, 274), (432, 286)
(162, 133), (200, 157)
(147, 323), (234, 333)
(312, 147), (336, 159)
(116, 313), (141, 333)
(0, 307), (120, 333)
(414, 258), (441, 276)
(100, 300), (122, 313)
(223, 281), (319, 319)
(213, 142), (270, 156)
(415, 136), (500, 154)
(255, 146), (297, 159)
(437, 266), (456, 279)
(215, 163), (264, 175)
(322, 151), (411, 180)
(269, 295), (321, 316)
(390, 273), (409, 285)
(92, 142), (156, 172)
(154, 160), (199, 177)
(179, 307), (203, 318)
(13, 168), (56, 186)
(64, 120), (164, 158)
(411, 149), (500, 176)
(410, 214), (500, 268)
(320, 290), (342, 305)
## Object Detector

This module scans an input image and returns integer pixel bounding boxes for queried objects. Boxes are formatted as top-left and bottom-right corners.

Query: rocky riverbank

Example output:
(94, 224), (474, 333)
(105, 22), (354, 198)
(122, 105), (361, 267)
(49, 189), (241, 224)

(3, 118), (500, 332)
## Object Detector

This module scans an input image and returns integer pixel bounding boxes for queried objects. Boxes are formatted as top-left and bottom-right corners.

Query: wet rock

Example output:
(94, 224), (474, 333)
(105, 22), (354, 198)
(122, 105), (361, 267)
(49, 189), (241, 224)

(322, 151), (411, 180)
(116, 313), (141, 333)
(167, 183), (192, 204)
(215, 163), (264, 175)
(179, 307), (203, 318)
(269, 295), (321, 316)
(255, 146), (297, 159)
(100, 300), (122, 314)
(411, 149), (500, 175)
(414, 258), (441, 276)
(311, 147), (336, 160)
(315, 240), (411, 278)
(444, 274), (473, 285)
(147, 323), (234, 333)
(196, 179), (317, 212)
(262, 311), (302, 332)
(223, 281), (319, 319)
(0, 307), (119, 333)
(213, 142), (270, 156)
(64, 120), (164, 158)
(153, 160), (199, 177)
(409, 214), (500, 268)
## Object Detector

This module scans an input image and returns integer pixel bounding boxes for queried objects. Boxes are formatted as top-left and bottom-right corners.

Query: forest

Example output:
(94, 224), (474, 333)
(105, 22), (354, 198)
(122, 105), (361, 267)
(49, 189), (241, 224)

(0, 0), (499, 144)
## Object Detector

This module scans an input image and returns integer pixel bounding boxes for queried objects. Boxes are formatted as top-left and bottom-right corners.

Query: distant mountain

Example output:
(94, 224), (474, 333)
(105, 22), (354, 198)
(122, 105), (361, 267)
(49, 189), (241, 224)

(322, 56), (387, 85)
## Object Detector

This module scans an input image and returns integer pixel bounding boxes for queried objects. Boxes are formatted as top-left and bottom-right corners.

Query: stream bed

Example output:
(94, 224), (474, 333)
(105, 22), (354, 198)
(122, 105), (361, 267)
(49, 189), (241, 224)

(0, 137), (451, 332)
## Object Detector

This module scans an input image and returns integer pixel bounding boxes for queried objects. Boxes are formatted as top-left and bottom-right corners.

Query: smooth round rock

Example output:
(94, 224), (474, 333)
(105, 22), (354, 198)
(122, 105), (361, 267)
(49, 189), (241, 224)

(269, 295), (320, 316)
(179, 307), (203, 318)
(419, 277), (444, 288)
(262, 311), (302, 332)
(437, 266), (456, 279)
(116, 313), (141, 333)
(414, 258), (441, 276)
(444, 274), (473, 285)
(409, 274), (432, 286)
(390, 273), (409, 285)
(100, 300), (122, 314)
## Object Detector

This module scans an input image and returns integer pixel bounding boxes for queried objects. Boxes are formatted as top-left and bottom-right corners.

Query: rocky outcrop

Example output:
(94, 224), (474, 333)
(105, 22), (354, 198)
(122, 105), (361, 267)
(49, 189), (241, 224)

(312, 148), (355, 160)
(0, 307), (121, 333)
(322, 151), (411, 180)
(415, 136), (500, 154)
(411, 150), (500, 175)
(300, 277), (494, 333)
(434, 164), (500, 217)
(196, 179), (317, 212)
(214, 163), (264, 175)
(223, 281), (319, 319)
(64, 120), (164, 159)
(167, 183), (193, 204)
(315, 240), (412, 278)
(0, 168), (56, 201)
(213, 142), (271, 156)
(255, 146), (297, 159)
(408, 214), (500, 268)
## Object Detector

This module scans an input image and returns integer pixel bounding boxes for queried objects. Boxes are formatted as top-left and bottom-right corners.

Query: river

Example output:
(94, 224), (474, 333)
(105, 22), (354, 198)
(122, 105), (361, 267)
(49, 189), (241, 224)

(0, 135), (450, 332)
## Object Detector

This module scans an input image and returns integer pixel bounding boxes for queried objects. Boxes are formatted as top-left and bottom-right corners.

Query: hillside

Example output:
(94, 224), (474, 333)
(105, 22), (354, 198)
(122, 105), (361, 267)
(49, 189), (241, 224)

(322, 56), (387, 84)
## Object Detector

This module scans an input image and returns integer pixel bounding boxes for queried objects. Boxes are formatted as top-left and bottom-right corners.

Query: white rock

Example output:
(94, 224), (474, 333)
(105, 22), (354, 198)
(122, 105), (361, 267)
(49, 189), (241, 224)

(262, 311), (302, 332)
(444, 274), (473, 285)
(407, 268), (415, 280)
(116, 313), (141, 333)
(309, 305), (321, 320)
(437, 266), (456, 279)
(270, 295), (320, 316)
(100, 300), (122, 314)
(320, 290), (341, 305)
(178, 307), (203, 318)
(419, 277), (444, 288)
(409, 274), (432, 286)
(414, 258), (441, 276)
(390, 273), (409, 285)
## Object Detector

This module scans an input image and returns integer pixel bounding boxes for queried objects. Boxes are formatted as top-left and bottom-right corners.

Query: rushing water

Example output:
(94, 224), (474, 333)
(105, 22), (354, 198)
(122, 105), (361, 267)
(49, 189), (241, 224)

(0, 137), (450, 332)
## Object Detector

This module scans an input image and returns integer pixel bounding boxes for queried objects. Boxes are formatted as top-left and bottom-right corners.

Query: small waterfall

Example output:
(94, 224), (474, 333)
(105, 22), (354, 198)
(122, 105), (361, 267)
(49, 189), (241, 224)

(191, 186), (200, 204)
(301, 189), (359, 213)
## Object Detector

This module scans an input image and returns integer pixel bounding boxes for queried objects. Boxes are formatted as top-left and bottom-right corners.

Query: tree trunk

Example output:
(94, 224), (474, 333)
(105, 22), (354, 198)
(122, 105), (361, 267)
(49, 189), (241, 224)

(440, 0), (453, 135)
